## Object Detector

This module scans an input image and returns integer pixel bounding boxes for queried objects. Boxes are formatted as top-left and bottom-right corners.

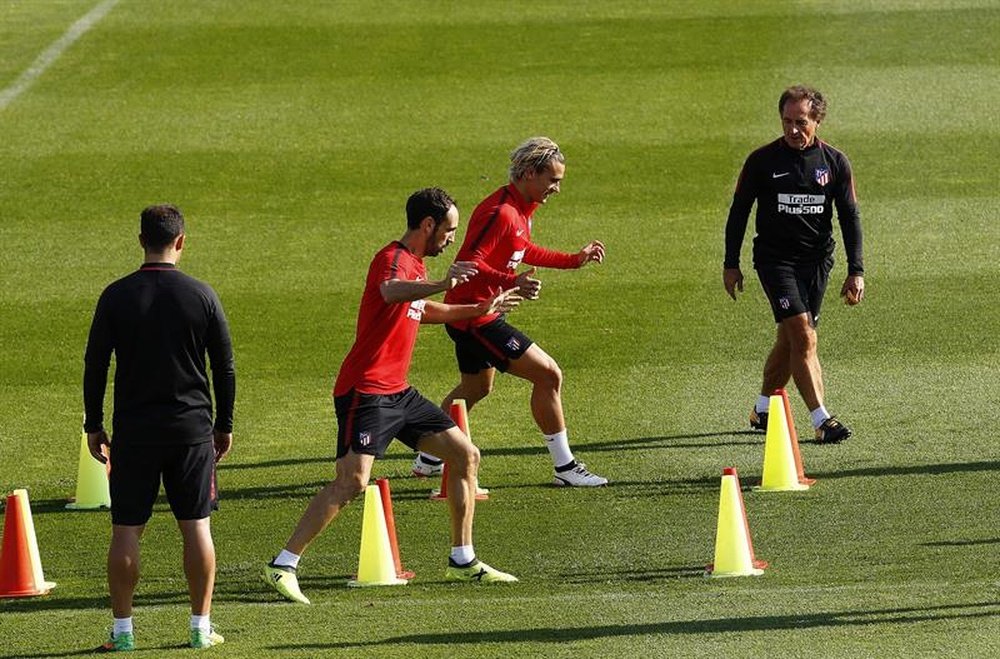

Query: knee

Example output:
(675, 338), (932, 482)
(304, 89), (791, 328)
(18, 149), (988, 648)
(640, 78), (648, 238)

(450, 440), (480, 475)
(788, 327), (817, 356)
(330, 474), (367, 502)
(467, 379), (493, 403)
(535, 360), (563, 392)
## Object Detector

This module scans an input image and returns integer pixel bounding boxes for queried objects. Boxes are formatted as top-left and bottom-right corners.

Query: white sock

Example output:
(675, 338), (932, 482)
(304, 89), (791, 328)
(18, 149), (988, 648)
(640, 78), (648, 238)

(274, 549), (300, 569)
(450, 545), (475, 566)
(810, 405), (830, 428)
(113, 617), (133, 636)
(418, 452), (442, 464)
(190, 614), (210, 632)
(756, 395), (771, 413)
(544, 429), (574, 468)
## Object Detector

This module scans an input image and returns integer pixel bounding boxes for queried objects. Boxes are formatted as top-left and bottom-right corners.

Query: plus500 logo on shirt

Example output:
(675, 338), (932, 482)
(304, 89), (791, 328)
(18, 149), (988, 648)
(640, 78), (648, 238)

(407, 299), (426, 321)
(506, 249), (526, 270)
(777, 193), (825, 215)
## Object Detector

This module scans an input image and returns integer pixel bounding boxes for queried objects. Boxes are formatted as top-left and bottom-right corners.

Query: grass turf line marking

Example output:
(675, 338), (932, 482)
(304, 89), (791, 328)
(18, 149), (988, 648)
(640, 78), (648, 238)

(0, 0), (120, 112)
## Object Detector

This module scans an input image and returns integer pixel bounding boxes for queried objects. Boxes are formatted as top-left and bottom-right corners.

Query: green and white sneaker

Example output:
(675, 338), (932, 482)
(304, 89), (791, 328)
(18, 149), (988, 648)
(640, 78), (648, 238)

(96, 630), (134, 652)
(190, 627), (224, 648)
(445, 558), (518, 583)
(261, 561), (311, 604)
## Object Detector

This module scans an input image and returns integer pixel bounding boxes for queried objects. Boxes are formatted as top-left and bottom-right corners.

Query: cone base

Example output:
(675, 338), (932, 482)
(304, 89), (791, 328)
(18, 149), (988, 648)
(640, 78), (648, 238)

(346, 577), (408, 588)
(704, 568), (765, 578)
(0, 581), (56, 598)
(799, 477), (817, 486)
(65, 502), (110, 510)
(753, 483), (810, 492)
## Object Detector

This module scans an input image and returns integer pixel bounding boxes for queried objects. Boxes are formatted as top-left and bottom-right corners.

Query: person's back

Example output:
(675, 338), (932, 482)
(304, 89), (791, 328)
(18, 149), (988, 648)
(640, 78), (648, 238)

(89, 264), (233, 443)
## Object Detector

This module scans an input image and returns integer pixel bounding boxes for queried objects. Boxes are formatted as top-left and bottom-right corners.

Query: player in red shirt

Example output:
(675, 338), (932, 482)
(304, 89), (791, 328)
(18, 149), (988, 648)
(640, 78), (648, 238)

(412, 138), (608, 487)
(262, 189), (522, 602)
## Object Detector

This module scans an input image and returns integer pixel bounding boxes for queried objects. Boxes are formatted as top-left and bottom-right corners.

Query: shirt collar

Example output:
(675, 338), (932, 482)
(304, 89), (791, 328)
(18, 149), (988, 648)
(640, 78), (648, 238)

(505, 183), (539, 217)
(140, 262), (178, 271)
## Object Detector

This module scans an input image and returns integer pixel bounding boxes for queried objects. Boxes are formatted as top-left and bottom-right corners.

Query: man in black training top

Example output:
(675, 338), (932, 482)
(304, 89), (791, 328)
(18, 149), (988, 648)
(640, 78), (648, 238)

(723, 85), (865, 443)
(84, 204), (235, 651)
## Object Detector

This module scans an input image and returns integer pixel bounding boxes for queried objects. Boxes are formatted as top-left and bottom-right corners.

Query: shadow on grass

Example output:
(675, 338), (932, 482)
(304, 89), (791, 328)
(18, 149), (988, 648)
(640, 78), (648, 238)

(478, 431), (761, 459)
(921, 537), (1000, 547)
(266, 601), (1000, 650)
(561, 566), (708, 583)
(812, 460), (1000, 480)
(218, 455), (333, 470)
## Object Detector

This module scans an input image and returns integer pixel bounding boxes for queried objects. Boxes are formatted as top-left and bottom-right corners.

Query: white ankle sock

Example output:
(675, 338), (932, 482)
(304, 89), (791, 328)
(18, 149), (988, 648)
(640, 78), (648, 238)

(544, 429), (574, 468)
(274, 549), (300, 569)
(450, 545), (475, 565)
(810, 405), (830, 428)
(190, 614), (210, 632)
(113, 617), (133, 635)
(756, 395), (770, 413)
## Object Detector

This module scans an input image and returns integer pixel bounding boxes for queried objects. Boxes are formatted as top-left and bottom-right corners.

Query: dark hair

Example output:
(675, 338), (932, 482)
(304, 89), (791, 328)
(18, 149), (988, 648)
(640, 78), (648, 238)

(140, 204), (185, 249)
(778, 85), (827, 122)
(405, 188), (456, 229)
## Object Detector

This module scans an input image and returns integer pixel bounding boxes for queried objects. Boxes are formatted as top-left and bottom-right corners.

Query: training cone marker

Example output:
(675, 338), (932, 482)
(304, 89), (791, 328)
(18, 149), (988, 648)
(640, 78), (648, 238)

(347, 484), (407, 587)
(430, 399), (489, 501)
(778, 388), (816, 487)
(66, 431), (110, 509)
(375, 478), (414, 580)
(1, 490), (57, 597)
(755, 393), (810, 492)
(706, 468), (767, 578)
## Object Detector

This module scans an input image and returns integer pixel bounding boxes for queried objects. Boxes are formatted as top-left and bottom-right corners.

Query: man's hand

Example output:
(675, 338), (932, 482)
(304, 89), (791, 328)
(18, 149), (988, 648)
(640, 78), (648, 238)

(577, 240), (606, 266)
(477, 288), (524, 316)
(87, 430), (110, 464)
(514, 267), (541, 300)
(444, 261), (478, 289)
(723, 268), (744, 300)
(841, 274), (865, 305)
(213, 430), (233, 463)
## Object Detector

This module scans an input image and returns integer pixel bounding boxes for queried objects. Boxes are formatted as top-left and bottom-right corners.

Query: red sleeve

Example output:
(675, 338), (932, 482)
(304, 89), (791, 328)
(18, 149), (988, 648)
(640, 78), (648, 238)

(523, 243), (580, 269)
(464, 209), (519, 288)
(370, 244), (406, 282)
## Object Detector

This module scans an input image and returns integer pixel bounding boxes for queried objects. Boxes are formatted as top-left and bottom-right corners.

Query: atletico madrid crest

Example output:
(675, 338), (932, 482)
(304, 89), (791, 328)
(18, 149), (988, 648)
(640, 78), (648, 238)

(814, 167), (831, 186)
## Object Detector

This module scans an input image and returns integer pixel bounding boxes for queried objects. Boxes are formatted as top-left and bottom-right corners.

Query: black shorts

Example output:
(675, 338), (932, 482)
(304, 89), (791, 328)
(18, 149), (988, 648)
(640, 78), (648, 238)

(109, 440), (217, 526)
(756, 257), (833, 326)
(334, 387), (455, 459)
(445, 316), (534, 374)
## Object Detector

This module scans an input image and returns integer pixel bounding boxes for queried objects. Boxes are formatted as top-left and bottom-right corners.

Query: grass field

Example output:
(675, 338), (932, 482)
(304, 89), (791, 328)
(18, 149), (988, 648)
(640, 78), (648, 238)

(2, 0), (999, 656)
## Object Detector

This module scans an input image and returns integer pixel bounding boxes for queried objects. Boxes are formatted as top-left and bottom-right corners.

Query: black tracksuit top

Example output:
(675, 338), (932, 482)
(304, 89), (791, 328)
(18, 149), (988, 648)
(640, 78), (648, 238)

(725, 137), (864, 274)
(83, 263), (235, 444)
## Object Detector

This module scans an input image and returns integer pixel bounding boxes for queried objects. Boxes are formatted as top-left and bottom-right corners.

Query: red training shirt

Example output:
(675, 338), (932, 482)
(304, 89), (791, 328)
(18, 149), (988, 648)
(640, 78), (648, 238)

(444, 183), (580, 329)
(333, 241), (427, 397)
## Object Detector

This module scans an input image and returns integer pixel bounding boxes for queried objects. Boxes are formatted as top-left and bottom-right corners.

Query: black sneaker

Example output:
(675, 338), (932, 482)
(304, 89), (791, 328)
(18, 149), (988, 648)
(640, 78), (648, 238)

(815, 416), (851, 444)
(749, 409), (768, 432)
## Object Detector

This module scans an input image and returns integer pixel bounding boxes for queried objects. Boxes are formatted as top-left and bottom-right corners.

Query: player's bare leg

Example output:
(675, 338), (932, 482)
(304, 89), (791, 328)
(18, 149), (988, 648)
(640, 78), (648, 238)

(782, 313), (823, 411)
(177, 518), (215, 616)
(416, 370), (495, 474)
(416, 428), (479, 546)
(284, 451), (374, 556)
(108, 525), (144, 618)
(507, 344), (607, 486)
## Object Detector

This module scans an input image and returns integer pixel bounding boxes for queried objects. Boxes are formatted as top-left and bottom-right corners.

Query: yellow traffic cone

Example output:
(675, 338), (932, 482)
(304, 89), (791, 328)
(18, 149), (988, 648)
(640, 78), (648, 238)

(347, 485), (408, 587)
(755, 394), (810, 492)
(706, 468), (767, 577)
(1, 490), (57, 597)
(66, 431), (110, 509)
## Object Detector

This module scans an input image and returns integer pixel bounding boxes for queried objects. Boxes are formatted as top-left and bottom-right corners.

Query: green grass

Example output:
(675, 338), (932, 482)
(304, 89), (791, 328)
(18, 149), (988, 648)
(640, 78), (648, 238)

(2, 0), (999, 656)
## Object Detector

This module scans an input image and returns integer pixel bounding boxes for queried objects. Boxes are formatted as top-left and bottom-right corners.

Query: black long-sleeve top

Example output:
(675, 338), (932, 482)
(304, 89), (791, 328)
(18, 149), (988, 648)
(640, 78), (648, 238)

(83, 262), (235, 444)
(725, 137), (864, 274)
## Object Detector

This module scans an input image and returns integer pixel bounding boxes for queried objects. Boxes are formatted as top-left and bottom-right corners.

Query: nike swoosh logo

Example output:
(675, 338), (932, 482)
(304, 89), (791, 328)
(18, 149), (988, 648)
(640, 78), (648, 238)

(772, 172), (790, 178)
(516, 229), (524, 236)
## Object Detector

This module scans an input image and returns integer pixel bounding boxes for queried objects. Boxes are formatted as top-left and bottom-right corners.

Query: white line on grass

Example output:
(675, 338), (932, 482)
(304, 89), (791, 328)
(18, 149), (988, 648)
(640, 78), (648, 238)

(0, 0), (120, 112)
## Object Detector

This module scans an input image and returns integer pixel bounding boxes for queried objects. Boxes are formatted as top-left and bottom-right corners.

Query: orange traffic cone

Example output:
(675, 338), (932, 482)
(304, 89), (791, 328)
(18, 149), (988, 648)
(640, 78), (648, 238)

(706, 468), (767, 578)
(430, 399), (488, 501)
(756, 392), (811, 492)
(375, 478), (414, 580)
(347, 485), (408, 587)
(777, 388), (816, 487)
(1, 490), (57, 597)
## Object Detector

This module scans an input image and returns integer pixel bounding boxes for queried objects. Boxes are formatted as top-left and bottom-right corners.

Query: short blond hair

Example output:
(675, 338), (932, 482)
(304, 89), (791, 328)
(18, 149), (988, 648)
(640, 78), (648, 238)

(509, 136), (564, 181)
